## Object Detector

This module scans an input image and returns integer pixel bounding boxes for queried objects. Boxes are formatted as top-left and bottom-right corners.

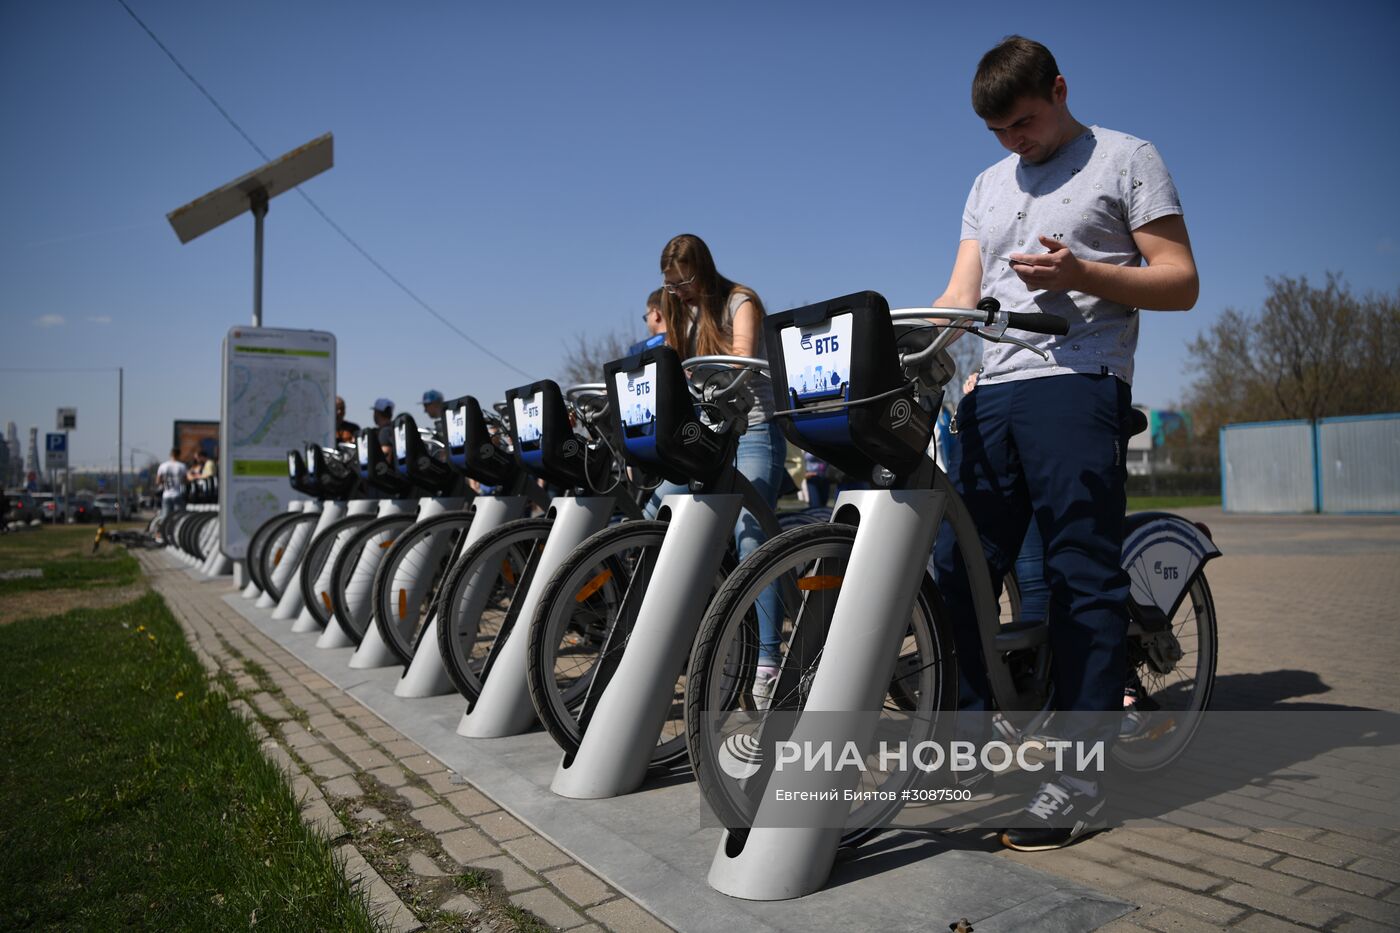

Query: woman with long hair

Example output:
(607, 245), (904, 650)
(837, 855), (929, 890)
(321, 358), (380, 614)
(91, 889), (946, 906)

(659, 233), (786, 706)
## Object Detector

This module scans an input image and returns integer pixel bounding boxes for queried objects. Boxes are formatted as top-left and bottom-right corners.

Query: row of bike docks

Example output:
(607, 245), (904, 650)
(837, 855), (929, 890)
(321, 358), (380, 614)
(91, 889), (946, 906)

(167, 291), (1221, 905)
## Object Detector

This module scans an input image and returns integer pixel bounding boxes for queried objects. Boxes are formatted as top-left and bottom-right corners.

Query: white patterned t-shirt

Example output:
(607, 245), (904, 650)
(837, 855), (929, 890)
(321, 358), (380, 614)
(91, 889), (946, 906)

(960, 125), (1184, 386)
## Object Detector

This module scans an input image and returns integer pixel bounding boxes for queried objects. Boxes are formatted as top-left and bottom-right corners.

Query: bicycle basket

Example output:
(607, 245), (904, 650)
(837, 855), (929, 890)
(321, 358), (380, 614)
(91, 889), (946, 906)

(604, 344), (736, 486)
(763, 290), (931, 481)
(443, 395), (518, 487)
(505, 379), (590, 488)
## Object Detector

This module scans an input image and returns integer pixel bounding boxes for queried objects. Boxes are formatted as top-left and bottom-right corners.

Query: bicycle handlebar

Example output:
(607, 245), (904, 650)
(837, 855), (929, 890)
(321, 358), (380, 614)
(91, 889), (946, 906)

(1006, 311), (1070, 335)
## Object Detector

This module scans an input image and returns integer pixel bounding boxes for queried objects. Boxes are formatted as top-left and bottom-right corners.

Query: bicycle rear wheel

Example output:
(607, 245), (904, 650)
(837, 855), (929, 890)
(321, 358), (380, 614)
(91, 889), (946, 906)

(300, 513), (375, 630)
(437, 518), (553, 703)
(684, 522), (956, 848)
(527, 520), (731, 768)
(328, 513), (417, 644)
(1112, 572), (1217, 772)
(372, 511), (476, 665)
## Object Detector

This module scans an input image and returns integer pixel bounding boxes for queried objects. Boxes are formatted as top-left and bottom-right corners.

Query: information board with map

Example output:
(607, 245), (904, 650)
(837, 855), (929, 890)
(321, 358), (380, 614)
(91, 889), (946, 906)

(219, 326), (336, 559)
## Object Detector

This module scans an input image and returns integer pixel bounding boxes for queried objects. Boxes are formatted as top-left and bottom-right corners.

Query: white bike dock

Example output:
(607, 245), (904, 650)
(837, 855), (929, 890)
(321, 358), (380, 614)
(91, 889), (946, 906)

(458, 496), (616, 739)
(288, 501), (347, 631)
(351, 496), (452, 670)
(552, 492), (741, 799)
(708, 490), (943, 901)
(397, 495), (529, 698)
(319, 498), (417, 650)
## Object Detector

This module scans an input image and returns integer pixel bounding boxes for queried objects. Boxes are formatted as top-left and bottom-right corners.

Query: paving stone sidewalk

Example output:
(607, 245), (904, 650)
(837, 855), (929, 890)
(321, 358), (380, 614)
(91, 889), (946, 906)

(141, 509), (1400, 932)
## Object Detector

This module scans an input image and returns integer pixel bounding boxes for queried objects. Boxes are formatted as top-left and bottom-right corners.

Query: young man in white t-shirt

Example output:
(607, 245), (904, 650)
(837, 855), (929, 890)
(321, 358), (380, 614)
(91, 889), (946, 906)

(929, 36), (1198, 851)
(156, 448), (187, 521)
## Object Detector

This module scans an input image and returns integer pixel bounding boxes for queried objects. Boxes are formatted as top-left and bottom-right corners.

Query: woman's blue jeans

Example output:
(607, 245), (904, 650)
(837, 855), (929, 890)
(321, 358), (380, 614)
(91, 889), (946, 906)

(645, 420), (787, 664)
(736, 421), (787, 664)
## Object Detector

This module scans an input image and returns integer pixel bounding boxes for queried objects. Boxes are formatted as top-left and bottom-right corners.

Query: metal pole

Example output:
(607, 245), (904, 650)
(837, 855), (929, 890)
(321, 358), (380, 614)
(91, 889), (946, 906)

(117, 368), (124, 522)
(251, 190), (268, 328)
(64, 430), (71, 523)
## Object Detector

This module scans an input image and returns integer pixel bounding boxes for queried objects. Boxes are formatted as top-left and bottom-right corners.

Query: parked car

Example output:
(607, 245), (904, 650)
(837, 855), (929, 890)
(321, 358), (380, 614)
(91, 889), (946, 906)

(4, 489), (39, 526)
(70, 497), (101, 524)
(93, 494), (122, 521)
(32, 493), (57, 522)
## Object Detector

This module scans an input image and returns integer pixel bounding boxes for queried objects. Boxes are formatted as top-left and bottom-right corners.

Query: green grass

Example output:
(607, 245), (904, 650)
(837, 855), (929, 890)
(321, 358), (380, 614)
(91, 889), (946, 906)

(1127, 495), (1222, 511)
(0, 592), (380, 931)
(0, 525), (140, 595)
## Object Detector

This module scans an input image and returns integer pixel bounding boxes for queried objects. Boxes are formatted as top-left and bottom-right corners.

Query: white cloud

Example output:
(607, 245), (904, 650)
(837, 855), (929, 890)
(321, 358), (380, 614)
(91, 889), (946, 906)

(33, 313), (66, 328)
(86, 315), (113, 325)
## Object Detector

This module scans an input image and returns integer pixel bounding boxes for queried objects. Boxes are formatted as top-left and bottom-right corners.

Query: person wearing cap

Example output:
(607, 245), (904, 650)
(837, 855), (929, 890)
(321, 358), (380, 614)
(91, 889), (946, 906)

(422, 389), (446, 423)
(372, 398), (395, 456)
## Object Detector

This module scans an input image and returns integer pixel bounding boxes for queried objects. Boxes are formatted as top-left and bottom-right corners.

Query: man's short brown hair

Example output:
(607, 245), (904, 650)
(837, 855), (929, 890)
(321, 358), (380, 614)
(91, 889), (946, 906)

(972, 36), (1061, 120)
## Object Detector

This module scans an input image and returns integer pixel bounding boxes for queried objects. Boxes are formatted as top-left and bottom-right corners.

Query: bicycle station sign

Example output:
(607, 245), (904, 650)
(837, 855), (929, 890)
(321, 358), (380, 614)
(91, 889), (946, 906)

(219, 326), (336, 560)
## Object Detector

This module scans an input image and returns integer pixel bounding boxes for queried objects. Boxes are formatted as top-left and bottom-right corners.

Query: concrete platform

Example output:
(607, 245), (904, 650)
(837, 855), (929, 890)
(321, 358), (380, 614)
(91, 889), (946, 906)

(225, 592), (1133, 932)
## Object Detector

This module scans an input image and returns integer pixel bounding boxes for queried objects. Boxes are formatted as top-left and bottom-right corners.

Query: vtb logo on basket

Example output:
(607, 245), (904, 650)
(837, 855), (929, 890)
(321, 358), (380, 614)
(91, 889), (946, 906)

(717, 732), (763, 780)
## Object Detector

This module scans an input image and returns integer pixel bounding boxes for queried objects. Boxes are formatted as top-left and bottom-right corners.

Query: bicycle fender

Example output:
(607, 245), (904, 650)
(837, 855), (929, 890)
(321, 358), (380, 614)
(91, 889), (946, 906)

(1122, 512), (1221, 621)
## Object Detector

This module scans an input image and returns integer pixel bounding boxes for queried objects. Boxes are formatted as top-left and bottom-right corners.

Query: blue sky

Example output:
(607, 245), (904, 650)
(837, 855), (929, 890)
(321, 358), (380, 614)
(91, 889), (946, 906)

(3, 0), (1398, 471)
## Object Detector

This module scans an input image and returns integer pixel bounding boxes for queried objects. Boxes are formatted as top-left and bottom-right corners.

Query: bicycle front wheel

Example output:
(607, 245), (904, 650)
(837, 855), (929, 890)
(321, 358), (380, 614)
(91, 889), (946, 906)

(684, 522), (957, 848)
(328, 513), (417, 644)
(300, 513), (375, 630)
(261, 511), (321, 602)
(372, 511), (477, 665)
(437, 518), (554, 703)
(527, 520), (730, 768)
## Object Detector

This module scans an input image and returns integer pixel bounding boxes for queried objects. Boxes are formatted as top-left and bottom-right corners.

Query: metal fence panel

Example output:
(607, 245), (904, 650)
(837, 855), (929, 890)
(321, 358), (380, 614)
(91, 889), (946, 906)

(1221, 420), (1316, 513)
(1318, 414), (1400, 514)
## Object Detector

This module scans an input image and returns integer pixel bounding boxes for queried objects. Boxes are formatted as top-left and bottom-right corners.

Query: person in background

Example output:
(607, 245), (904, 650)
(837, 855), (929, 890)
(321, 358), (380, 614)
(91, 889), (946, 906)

(422, 389), (446, 425)
(659, 233), (785, 707)
(335, 396), (360, 445)
(156, 448), (187, 525)
(372, 398), (395, 457)
(628, 288), (668, 355)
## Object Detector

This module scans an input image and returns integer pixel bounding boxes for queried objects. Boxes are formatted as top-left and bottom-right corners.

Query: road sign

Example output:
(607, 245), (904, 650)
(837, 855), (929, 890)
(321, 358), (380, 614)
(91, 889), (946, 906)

(45, 433), (68, 470)
(57, 408), (76, 431)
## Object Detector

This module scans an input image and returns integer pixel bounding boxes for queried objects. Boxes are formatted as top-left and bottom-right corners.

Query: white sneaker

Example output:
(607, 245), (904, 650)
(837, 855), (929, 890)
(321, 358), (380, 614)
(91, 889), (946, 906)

(751, 665), (779, 711)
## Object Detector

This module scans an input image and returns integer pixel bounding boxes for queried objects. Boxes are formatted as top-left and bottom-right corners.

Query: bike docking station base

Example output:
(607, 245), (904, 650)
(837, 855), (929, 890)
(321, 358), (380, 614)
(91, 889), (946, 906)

(302, 498), (378, 644)
(267, 501), (322, 617)
(458, 495), (616, 739)
(351, 496), (459, 669)
(251, 501), (305, 606)
(552, 492), (742, 799)
(396, 495), (530, 699)
(708, 489), (944, 902)
(322, 498), (416, 651)
(289, 500), (348, 632)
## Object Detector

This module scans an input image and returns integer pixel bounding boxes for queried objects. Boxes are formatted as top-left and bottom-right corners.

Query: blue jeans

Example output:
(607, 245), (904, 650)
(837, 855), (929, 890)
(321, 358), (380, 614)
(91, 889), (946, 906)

(736, 421), (787, 664)
(160, 495), (185, 520)
(1015, 521), (1049, 622)
(932, 374), (1132, 743)
(644, 420), (786, 663)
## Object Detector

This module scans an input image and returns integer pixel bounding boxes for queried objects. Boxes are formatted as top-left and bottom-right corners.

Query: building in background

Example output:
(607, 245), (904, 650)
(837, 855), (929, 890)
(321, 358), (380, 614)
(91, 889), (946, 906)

(5, 422), (19, 485)
(1126, 406), (1192, 476)
(25, 427), (39, 480)
(0, 436), (9, 486)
